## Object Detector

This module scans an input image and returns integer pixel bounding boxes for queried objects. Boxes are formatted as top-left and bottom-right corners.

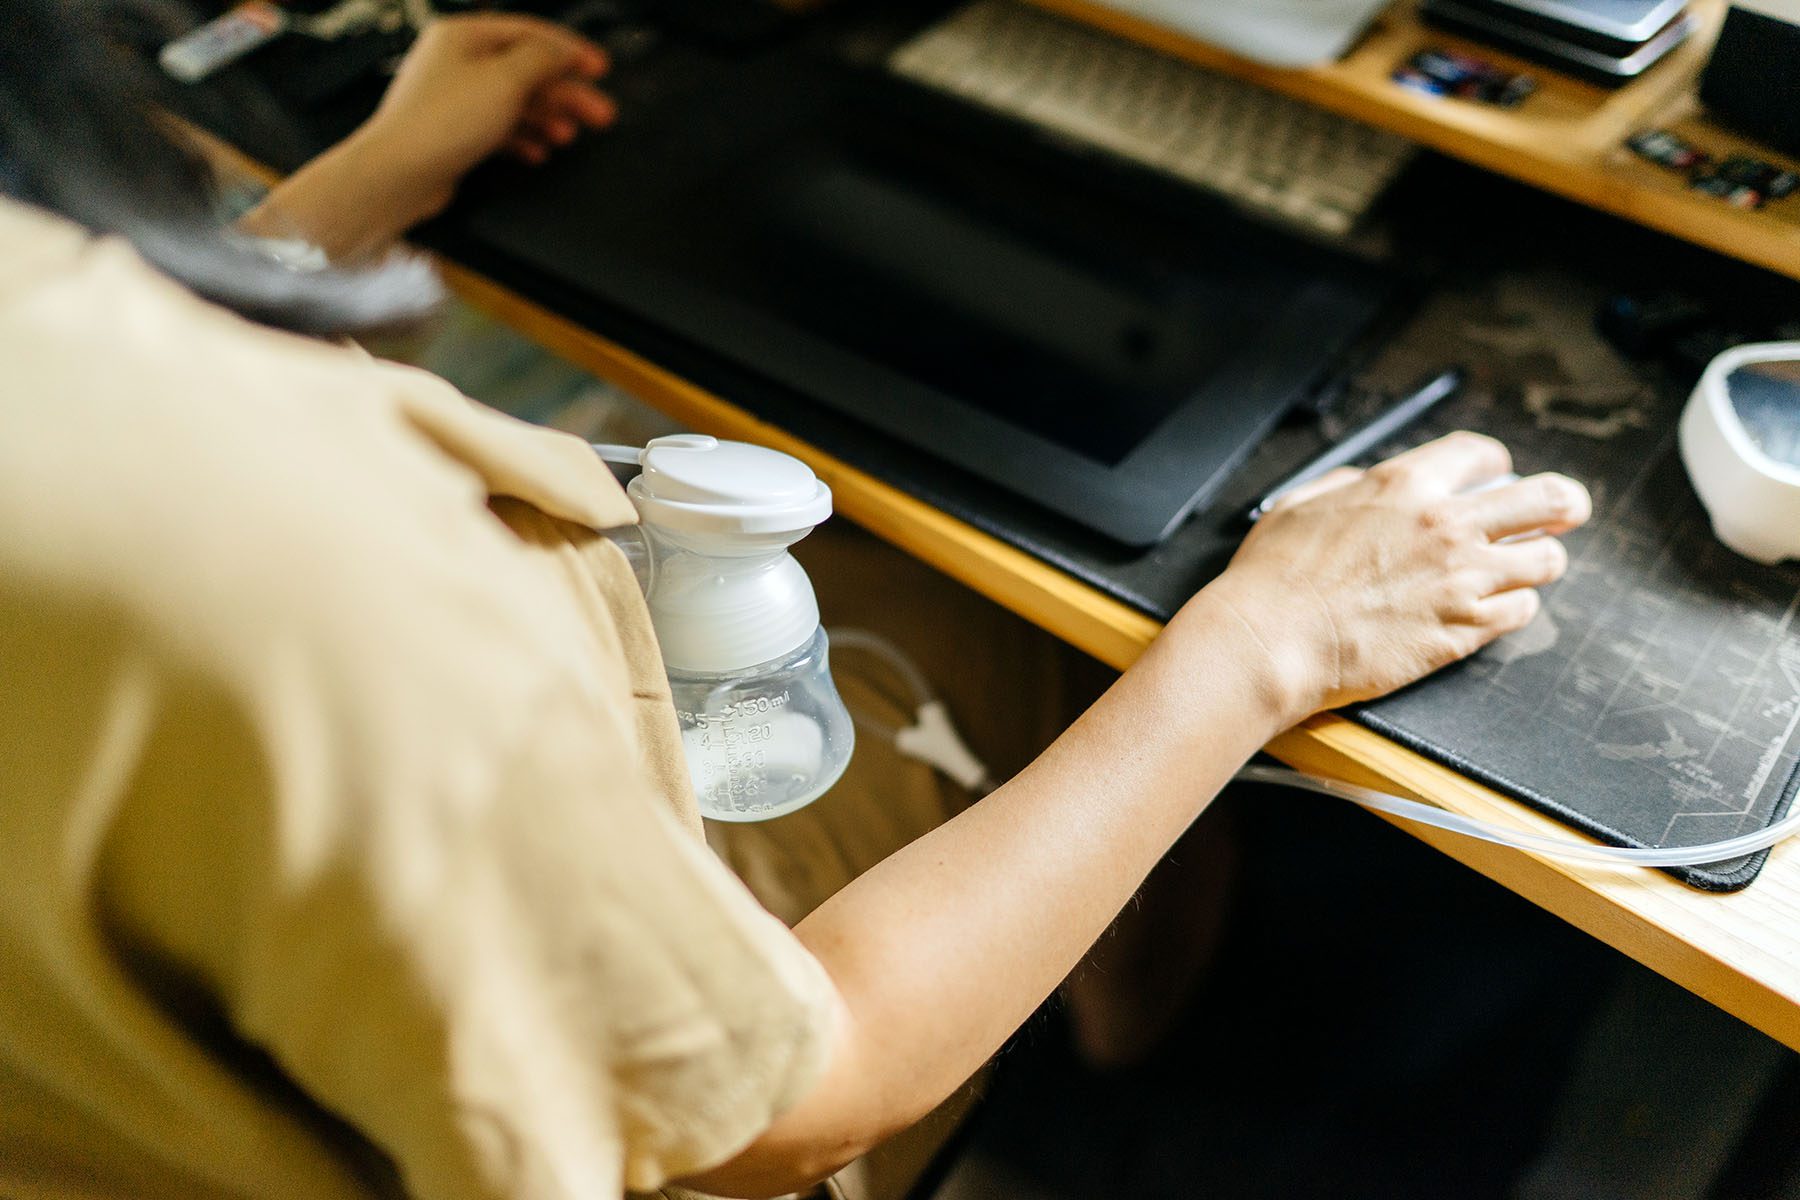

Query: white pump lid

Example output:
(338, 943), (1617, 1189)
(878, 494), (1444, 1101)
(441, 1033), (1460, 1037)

(629, 435), (831, 538)
(627, 436), (833, 673)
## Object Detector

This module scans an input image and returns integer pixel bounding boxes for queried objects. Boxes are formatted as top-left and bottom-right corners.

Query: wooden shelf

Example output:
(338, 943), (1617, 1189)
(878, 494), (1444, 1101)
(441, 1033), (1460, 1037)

(1025, 0), (1800, 281)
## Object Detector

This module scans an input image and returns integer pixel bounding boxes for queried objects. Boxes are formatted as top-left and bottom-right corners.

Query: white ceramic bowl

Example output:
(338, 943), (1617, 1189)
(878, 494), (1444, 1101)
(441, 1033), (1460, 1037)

(1679, 341), (1800, 565)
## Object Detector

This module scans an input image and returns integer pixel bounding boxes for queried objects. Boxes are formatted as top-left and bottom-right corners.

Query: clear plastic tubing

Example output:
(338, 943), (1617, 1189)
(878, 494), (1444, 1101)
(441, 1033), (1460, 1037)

(825, 628), (938, 712)
(1237, 764), (1800, 867)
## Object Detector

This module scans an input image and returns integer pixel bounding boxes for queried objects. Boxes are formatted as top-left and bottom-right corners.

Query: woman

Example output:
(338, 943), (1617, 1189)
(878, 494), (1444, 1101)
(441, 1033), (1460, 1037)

(0, 4), (1592, 1198)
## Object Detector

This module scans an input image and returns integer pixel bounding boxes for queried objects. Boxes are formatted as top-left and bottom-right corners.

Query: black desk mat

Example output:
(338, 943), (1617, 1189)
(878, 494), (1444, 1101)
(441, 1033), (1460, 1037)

(148, 13), (1800, 888)
(1326, 273), (1800, 891)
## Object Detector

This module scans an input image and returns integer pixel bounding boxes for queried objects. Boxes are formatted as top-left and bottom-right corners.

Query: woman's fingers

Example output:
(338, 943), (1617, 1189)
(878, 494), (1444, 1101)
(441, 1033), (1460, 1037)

(461, 12), (610, 79)
(1473, 587), (1542, 635)
(1481, 535), (1569, 594)
(512, 78), (617, 160)
(1465, 472), (1592, 539)
(1267, 466), (1364, 513)
(502, 23), (609, 88)
(506, 134), (551, 165)
(521, 82), (616, 144)
(538, 78), (617, 126)
(521, 111), (579, 144)
(518, 105), (610, 149)
(1372, 431), (1513, 496)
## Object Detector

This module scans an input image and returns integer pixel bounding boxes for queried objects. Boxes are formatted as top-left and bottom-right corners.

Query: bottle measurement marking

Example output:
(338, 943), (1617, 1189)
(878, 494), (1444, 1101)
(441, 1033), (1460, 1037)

(676, 690), (792, 727)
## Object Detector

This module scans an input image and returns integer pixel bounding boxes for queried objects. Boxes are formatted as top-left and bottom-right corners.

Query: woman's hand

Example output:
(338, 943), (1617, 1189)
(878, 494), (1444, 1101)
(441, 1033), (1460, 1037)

(242, 14), (614, 260)
(361, 14), (617, 209)
(1196, 431), (1591, 725)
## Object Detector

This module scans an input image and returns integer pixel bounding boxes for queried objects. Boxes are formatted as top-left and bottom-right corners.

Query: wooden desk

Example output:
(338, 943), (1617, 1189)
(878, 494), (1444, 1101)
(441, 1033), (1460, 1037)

(1023, 0), (1800, 283)
(179, 0), (1800, 1053)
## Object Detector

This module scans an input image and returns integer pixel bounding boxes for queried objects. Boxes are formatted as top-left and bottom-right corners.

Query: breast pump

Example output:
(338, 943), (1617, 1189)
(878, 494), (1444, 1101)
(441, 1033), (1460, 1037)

(600, 434), (854, 822)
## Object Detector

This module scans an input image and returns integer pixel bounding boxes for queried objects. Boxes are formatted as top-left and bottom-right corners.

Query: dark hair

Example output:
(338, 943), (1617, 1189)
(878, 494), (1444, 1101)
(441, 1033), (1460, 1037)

(0, 0), (443, 336)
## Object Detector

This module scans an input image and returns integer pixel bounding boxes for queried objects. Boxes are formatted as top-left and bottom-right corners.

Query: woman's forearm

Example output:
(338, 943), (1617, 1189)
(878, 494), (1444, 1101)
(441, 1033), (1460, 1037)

(684, 433), (1589, 1197)
(238, 130), (446, 264)
(684, 586), (1301, 1195)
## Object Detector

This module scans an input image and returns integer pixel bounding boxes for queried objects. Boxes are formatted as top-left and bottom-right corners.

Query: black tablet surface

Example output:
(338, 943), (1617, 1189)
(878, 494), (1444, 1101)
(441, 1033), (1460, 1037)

(457, 50), (1392, 544)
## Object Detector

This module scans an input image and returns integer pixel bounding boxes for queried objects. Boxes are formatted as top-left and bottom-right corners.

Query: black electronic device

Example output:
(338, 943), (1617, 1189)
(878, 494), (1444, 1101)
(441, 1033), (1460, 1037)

(1442, 0), (1688, 50)
(456, 53), (1390, 546)
(1700, 4), (1800, 161)
(1248, 368), (1464, 521)
(1421, 0), (1694, 85)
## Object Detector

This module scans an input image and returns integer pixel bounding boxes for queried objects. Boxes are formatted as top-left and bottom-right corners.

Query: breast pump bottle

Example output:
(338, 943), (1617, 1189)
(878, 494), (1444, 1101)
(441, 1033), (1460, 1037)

(623, 435), (854, 822)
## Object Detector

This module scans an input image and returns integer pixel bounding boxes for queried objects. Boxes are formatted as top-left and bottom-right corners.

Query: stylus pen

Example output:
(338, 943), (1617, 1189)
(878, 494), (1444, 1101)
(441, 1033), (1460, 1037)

(1247, 366), (1466, 523)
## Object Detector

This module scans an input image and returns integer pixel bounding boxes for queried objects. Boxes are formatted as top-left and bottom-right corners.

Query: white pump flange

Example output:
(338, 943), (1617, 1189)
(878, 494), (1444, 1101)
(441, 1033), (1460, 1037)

(627, 436), (835, 673)
(629, 434), (831, 538)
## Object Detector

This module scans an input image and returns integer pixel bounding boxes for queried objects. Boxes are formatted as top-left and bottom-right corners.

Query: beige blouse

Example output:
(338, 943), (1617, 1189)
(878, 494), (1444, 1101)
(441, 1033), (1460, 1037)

(0, 198), (833, 1200)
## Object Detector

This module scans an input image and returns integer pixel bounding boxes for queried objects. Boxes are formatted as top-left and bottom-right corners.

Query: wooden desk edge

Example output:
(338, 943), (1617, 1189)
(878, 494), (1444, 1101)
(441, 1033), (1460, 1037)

(175, 119), (1800, 1053)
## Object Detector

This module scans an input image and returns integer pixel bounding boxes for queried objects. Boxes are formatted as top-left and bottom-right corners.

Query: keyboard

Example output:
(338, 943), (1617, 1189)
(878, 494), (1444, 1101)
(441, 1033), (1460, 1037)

(890, 0), (1418, 236)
